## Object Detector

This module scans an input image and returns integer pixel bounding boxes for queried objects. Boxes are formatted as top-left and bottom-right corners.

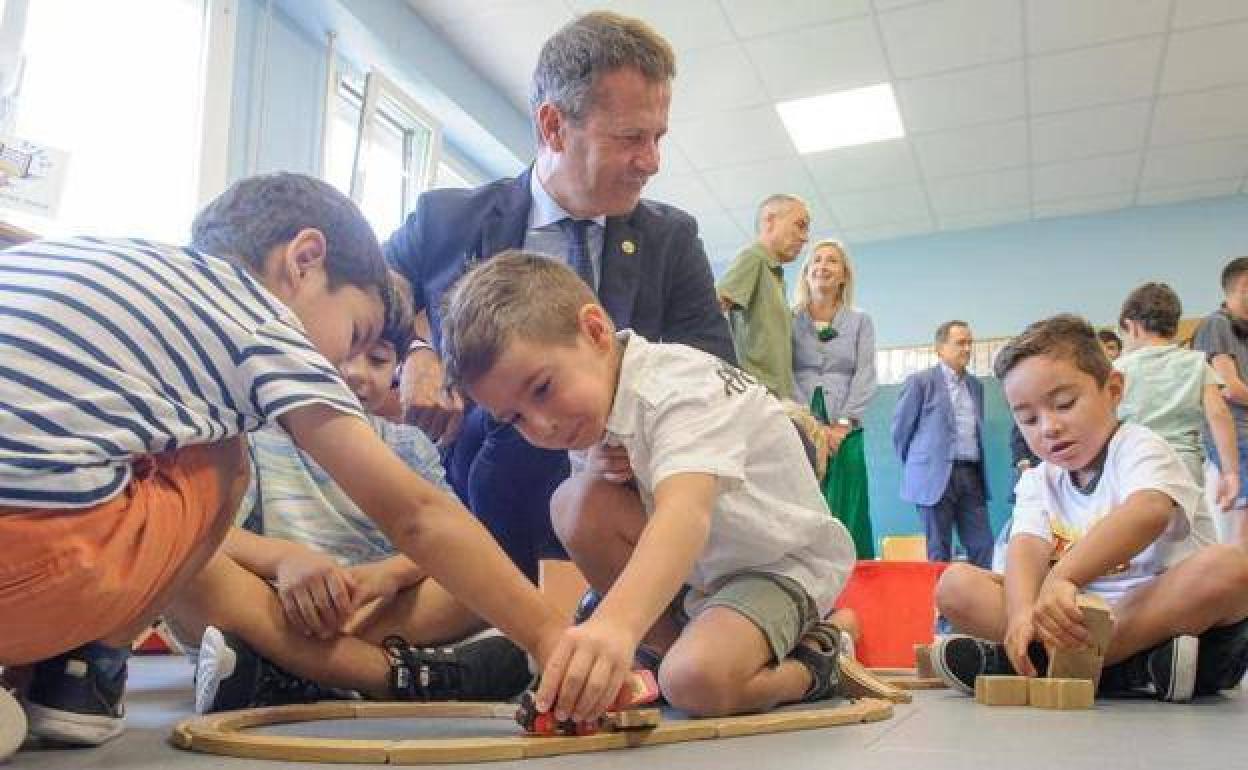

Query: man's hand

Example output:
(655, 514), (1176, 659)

(1003, 611), (1040, 677)
(399, 348), (464, 444)
(1032, 576), (1089, 651)
(533, 617), (638, 724)
(586, 442), (633, 483)
(1216, 471), (1241, 512)
(822, 423), (850, 457)
(275, 549), (358, 639)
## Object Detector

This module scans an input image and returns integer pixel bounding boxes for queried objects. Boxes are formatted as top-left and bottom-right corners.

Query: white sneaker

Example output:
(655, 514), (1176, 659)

(0, 687), (27, 762)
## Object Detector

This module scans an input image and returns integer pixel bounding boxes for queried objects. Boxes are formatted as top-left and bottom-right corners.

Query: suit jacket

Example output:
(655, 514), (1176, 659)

(384, 167), (735, 364)
(891, 364), (990, 506)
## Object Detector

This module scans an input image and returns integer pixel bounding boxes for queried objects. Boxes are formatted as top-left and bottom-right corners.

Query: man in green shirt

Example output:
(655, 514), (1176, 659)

(716, 194), (810, 398)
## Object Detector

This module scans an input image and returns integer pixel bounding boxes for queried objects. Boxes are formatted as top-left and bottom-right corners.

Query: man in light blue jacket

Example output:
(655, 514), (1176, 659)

(891, 321), (993, 567)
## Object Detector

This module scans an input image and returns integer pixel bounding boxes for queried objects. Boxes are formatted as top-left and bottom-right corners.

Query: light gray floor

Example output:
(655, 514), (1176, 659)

(5, 656), (1244, 769)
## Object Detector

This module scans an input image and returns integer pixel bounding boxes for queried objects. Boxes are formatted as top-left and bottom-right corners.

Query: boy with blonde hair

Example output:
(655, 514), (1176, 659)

(441, 251), (856, 723)
(933, 315), (1248, 702)
(0, 174), (577, 751)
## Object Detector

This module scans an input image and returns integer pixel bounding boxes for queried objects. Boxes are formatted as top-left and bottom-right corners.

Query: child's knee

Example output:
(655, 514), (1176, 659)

(935, 563), (984, 619)
(1194, 544), (1248, 598)
(658, 656), (738, 717)
(550, 477), (640, 551)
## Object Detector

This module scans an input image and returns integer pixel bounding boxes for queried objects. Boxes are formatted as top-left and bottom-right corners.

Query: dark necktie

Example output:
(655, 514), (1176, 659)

(558, 217), (595, 289)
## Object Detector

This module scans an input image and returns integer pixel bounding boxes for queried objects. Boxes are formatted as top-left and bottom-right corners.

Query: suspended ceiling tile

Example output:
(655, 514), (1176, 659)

(699, 156), (822, 210)
(1172, 0), (1248, 29)
(719, 0), (871, 40)
(1150, 83), (1248, 146)
(1032, 152), (1142, 202)
(1141, 138), (1248, 187)
(669, 105), (796, 169)
(913, 120), (1028, 178)
(928, 167), (1030, 216)
(877, 0), (1023, 79)
(566, 0), (736, 52)
(1030, 101), (1152, 164)
(1033, 191), (1135, 219)
(895, 60), (1025, 134)
(744, 17), (891, 102)
(824, 184), (931, 228)
(1137, 178), (1243, 205)
(1026, 0), (1170, 54)
(1029, 36), (1165, 114)
(1159, 20), (1248, 94)
(804, 139), (921, 195)
(671, 44), (771, 119)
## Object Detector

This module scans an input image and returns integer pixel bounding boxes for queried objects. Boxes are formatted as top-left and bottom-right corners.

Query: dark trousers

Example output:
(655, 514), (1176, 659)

(918, 461), (993, 568)
(444, 406), (569, 585)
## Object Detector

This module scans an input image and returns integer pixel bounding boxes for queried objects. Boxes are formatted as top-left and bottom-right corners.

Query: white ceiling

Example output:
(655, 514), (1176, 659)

(407, 0), (1248, 269)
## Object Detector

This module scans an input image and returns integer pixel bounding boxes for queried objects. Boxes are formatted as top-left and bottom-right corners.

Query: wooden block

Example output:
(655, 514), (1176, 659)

(915, 644), (937, 679)
(605, 707), (661, 731)
(1028, 678), (1094, 710)
(1047, 594), (1114, 683)
(974, 675), (1030, 706)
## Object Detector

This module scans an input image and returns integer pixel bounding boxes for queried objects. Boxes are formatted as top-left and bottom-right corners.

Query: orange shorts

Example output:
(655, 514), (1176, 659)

(0, 439), (247, 665)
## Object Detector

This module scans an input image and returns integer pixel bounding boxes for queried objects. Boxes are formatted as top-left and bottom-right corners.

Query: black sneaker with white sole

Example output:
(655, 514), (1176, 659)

(386, 631), (533, 701)
(931, 635), (1048, 695)
(195, 626), (354, 714)
(1, 686), (27, 761)
(1196, 618), (1248, 695)
(1099, 635), (1198, 702)
(23, 643), (128, 746)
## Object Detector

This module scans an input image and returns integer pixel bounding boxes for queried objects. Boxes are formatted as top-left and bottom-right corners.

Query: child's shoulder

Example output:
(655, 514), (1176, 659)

(620, 335), (731, 405)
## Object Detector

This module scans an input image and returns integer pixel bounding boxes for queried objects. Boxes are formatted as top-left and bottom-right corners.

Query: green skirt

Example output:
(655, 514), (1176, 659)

(810, 387), (875, 559)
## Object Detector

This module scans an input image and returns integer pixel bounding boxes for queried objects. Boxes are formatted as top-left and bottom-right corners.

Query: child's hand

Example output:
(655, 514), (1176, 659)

(533, 618), (637, 724)
(346, 562), (402, 608)
(275, 549), (358, 639)
(1004, 612), (1039, 677)
(1216, 472), (1240, 512)
(1033, 576), (1089, 650)
(586, 442), (633, 484)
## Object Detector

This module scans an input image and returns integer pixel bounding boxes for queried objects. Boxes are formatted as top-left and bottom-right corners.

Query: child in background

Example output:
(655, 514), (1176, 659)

(932, 315), (1248, 703)
(1115, 282), (1238, 542)
(440, 251), (857, 723)
(177, 271), (527, 715)
(0, 173), (575, 750)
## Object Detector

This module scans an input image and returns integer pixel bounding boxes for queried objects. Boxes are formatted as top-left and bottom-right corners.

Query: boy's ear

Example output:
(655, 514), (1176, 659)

(577, 303), (613, 348)
(1105, 368), (1125, 402)
(266, 228), (329, 296)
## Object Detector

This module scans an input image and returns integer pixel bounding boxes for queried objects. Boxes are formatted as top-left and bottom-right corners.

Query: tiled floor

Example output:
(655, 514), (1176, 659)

(4, 656), (1243, 769)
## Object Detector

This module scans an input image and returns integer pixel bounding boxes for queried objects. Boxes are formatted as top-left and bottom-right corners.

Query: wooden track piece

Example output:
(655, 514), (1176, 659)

(1047, 594), (1113, 684)
(915, 644), (937, 679)
(974, 676), (1029, 706)
(868, 668), (947, 690)
(173, 697), (893, 764)
(606, 707), (661, 730)
(1029, 678), (1094, 710)
(839, 657), (913, 703)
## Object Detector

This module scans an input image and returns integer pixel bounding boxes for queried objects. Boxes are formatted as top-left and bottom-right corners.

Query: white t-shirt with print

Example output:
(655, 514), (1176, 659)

(603, 331), (856, 614)
(1011, 422), (1202, 604)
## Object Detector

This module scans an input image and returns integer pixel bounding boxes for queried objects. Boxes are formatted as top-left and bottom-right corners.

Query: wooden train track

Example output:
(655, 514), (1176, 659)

(171, 697), (894, 764)
(868, 668), (948, 691)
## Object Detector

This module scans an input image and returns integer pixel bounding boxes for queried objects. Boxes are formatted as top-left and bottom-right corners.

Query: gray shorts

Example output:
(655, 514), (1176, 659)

(676, 572), (820, 662)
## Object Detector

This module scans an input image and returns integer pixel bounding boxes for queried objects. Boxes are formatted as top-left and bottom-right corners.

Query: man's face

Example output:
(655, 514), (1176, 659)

(1005, 354), (1122, 474)
(764, 201), (810, 264)
(936, 324), (973, 373)
(1226, 273), (1248, 321)
(543, 67), (670, 218)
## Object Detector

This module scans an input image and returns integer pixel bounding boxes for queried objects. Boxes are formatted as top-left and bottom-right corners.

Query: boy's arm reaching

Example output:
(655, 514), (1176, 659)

(1036, 489), (1174, 648)
(280, 405), (566, 666)
(540, 472), (715, 725)
(1002, 534), (1053, 676)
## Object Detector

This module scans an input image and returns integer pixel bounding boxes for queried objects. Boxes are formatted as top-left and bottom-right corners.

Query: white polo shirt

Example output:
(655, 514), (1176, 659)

(604, 331), (856, 613)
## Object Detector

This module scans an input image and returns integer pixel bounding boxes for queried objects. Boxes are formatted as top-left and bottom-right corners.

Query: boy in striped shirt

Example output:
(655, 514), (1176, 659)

(0, 173), (575, 749)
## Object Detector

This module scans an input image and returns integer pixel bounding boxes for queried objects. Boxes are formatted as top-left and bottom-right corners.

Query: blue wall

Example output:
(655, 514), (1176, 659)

(850, 195), (1248, 348)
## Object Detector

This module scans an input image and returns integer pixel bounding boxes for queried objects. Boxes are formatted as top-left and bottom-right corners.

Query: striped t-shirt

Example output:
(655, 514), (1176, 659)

(0, 236), (364, 509)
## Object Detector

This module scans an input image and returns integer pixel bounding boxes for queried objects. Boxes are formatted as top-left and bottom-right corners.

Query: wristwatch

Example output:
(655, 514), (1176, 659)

(836, 417), (858, 429)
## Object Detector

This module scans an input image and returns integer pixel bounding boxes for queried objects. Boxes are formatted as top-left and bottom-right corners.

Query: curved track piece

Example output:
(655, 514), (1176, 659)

(172, 698), (893, 764)
(839, 658), (913, 703)
(868, 668), (948, 691)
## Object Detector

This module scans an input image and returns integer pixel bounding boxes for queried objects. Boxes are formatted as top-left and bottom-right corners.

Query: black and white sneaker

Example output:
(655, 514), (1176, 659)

(1196, 618), (1248, 695)
(195, 626), (353, 714)
(386, 630), (533, 701)
(1, 686), (27, 761)
(1100, 635), (1199, 702)
(23, 644), (128, 746)
(931, 635), (1045, 695)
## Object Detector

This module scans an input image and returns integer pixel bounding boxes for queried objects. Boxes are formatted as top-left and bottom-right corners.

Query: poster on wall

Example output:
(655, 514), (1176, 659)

(0, 134), (68, 219)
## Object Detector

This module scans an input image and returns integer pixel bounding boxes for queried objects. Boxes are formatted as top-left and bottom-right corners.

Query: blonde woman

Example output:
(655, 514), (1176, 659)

(793, 240), (877, 558)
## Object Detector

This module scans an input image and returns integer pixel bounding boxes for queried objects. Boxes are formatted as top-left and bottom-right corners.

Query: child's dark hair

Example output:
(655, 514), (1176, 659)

(1096, 328), (1122, 348)
(995, 314), (1112, 385)
(1119, 282), (1181, 338)
(191, 172), (386, 291)
(380, 269), (417, 353)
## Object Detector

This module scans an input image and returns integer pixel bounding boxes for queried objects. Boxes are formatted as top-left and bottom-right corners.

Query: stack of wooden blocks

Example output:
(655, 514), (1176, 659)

(973, 594), (1112, 710)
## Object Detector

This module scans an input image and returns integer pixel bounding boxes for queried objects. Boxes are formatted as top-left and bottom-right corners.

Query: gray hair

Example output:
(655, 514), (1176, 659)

(755, 193), (805, 232)
(530, 11), (675, 132)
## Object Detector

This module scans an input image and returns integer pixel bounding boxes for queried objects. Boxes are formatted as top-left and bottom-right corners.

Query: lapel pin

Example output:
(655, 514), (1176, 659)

(621, 240), (636, 254)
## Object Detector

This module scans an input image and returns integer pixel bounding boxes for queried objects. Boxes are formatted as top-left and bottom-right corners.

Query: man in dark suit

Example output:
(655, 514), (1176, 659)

(891, 320), (993, 567)
(385, 11), (734, 586)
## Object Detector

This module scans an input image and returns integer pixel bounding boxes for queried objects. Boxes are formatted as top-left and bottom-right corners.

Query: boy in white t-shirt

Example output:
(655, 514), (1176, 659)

(932, 314), (1248, 702)
(439, 251), (856, 722)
